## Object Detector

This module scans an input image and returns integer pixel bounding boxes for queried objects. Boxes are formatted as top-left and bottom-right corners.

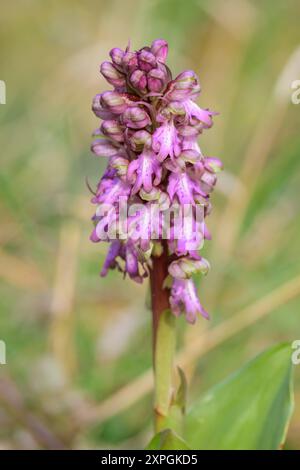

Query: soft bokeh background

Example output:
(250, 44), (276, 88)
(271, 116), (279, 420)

(0, 0), (300, 449)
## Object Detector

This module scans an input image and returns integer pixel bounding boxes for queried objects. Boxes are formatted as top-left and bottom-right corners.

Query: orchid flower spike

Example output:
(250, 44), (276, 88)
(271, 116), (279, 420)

(90, 39), (222, 324)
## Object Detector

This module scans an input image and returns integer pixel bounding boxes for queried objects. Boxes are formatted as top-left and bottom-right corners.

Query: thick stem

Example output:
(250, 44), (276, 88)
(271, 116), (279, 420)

(150, 242), (170, 348)
(150, 242), (176, 433)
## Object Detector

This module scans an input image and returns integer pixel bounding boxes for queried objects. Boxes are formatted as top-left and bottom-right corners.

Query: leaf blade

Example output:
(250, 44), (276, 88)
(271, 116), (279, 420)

(185, 343), (294, 450)
(147, 429), (190, 450)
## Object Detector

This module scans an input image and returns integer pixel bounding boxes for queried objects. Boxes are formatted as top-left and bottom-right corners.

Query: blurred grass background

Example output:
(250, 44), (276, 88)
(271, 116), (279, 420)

(0, 0), (300, 449)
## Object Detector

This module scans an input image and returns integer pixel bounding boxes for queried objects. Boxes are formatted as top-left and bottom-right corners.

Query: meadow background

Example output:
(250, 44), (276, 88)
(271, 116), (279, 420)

(0, 0), (300, 449)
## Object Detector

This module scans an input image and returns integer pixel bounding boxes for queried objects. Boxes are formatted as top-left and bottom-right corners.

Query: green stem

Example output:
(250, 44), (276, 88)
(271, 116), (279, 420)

(150, 242), (177, 433)
(154, 309), (176, 433)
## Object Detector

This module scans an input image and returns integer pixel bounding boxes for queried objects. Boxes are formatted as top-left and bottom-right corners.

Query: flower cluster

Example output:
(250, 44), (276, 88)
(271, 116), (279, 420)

(90, 39), (222, 323)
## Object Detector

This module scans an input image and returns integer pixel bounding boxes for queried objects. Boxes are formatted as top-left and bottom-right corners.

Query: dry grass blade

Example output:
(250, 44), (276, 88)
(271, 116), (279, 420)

(0, 376), (66, 450)
(49, 222), (81, 380)
(0, 248), (47, 290)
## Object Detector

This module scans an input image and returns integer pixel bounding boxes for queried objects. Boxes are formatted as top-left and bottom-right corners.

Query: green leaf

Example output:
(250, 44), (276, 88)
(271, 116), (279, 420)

(147, 429), (190, 450)
(185, 343), (294, 450)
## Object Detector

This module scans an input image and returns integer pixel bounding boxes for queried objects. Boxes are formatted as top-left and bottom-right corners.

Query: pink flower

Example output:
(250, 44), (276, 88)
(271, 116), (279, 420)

(170, 278), (209, 323)
(183, 99), (216, 128)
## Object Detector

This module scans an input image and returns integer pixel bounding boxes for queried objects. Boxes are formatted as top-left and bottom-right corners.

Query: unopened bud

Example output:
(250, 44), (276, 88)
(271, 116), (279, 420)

(129, 130), (152, 151)
(100, 61), (126, 88)
(91, 138), (120, 157)
(200, 171), (217, 193)
(129, 70), (147, 93)
(165, 70), (200, 101)
(122, 106), (151, 129)
(92, 94), (115, 119)
(169, 257), (210, 280)
(101, 120), (125, 143)
(110, 155), (129, 177)
(151, 39), (168, 63)
(204, 157), (223, 173)
(147, 67), (168, 93)
(101, 91), (128, 114)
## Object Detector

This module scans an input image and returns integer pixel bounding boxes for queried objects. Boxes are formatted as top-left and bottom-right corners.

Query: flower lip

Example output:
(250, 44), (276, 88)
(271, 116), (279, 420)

(137, 49), (157, 72)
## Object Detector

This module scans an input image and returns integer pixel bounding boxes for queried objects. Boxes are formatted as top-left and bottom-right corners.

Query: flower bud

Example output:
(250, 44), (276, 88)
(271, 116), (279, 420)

(200, 171), (217, 193)
(139, 188), (170, 209)
(168, 257), (210, 280)
(147, 68), (168, 93)
(100, 61), (126, 88)
(182, 148), (201, 160)
(165, 70), (201, 101)
(152, 241), (163, 257)
(122, 106), (151, 129)
(137, 49), (156, 72)
(101, 120), (125, 143)
(91, 138), (120, 157)
(151, 39), (168, 63)
(100, 91), (128, 114)
(180, 149), (201, 164)
(204, 157), (223, 173)
(122, 51), (138, 71)
(109, 47), (125, 69)
(177, 123), (201, 137)
(129, 70), (147, 93)
(109, 155), (129, 177)
(92, 94), (115, 119)
(129, 130), (152, 151)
